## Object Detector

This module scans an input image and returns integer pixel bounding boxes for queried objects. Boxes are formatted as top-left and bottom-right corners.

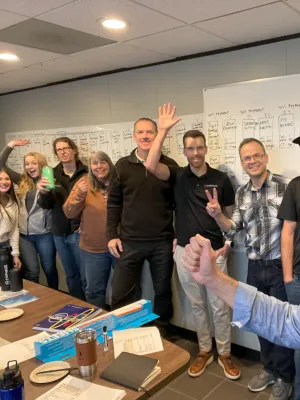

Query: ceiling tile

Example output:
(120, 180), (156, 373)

(0, 10), (27, 29)
(0, 19), (115, 55)
(0, 42), (61, 70)
(133, 0), (278, 24)
(195, 2), (300, 44)
(0, 0), (76, 18)
(30, 55), (103, 78)
(284, 0), (300, 13)
(127, 25), (234, 57)
(0, 66), (73, 94)
(72, 43), (173, 72)
(37, 0), (184, 41)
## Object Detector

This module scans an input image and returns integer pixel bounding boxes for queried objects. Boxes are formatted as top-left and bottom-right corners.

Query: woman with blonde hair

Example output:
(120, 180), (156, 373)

(0, 140), (58, 289)
(63, 151), (116, 308)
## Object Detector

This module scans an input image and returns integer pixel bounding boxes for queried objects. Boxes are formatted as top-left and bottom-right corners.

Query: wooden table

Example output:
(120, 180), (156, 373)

(0, 281), (190, 399)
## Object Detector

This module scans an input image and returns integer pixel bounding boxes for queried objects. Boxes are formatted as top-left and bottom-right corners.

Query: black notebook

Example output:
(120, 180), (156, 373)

(100, 352), (161, 391)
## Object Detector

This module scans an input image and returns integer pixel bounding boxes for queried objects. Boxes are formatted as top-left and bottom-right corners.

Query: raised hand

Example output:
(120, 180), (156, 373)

(8, 139), (30, 148)
(158, 103), (182, 132)
(205, 188), (222, 219)
(78, 177), (88, 194)
(37, 177), (51, 194)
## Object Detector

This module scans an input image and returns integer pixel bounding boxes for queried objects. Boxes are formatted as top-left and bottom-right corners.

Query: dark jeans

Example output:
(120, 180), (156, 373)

(285, 274), (300, 399)
(111, 239), (174, 322)
(247, 259), (295, 383)
(20, 233), (58, 290)
(0, 240), (9, 249)
(80, 249), (114, 309)
(53, 232), (85, 300)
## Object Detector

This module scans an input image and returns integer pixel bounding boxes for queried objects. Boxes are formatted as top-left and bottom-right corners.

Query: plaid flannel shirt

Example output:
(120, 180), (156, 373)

(225, 171), (290, 260)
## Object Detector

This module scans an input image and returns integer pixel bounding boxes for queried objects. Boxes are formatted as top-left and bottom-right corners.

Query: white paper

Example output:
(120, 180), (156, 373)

(0, 337), (10, 347)
(35, 376), (126, 400)
(113, 327), (164, 359)
(0, 332), (49, 370)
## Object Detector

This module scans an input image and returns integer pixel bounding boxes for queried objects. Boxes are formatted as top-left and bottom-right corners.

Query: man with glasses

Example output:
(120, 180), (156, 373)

(206, 138), (294, 400)
(37, 137), (87, 300)
(145, 103), (240, 380)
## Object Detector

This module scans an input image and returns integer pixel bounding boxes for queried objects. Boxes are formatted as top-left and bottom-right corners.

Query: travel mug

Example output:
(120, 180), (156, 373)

(0, 247), (13, 291)
(0, 360), (24, 400)
(42, 166), (55, 189)
(9, 268), (23, 292)
(74, 329), (97, 377)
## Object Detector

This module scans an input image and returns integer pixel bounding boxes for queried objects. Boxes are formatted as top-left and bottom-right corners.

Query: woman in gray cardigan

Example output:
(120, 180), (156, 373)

(0, 140), (58, 289)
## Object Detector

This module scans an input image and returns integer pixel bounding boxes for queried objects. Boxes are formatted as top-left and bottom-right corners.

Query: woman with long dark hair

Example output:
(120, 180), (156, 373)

(63, 151), (116, 308)
(0, 167), (21, 268)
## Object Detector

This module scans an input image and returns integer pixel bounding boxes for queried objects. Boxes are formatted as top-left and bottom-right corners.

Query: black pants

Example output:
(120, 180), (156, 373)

(247, 259), (295, 383)
(111, 239), (174, 322)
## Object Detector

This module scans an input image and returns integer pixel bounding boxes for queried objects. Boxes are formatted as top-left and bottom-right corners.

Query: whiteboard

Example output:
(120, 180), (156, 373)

(4, 113), (203, 172)
(203, 73), (300, 187)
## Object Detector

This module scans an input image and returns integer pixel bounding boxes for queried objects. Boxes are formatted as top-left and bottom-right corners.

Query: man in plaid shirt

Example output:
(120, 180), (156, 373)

(206, 138), (294, 400)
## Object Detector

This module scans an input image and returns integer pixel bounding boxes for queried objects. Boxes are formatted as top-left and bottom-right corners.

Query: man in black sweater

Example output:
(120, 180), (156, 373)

(107, 114), (178, 323)
(37, 137), (88, 300)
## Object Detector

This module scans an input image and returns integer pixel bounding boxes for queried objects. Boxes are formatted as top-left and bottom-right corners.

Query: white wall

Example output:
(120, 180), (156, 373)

(2, 38), (299, 142)
(2, 37), (300, 350)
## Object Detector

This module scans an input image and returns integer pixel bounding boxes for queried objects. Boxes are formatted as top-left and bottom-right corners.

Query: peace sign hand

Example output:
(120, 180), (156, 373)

(205, 188), (222, 219)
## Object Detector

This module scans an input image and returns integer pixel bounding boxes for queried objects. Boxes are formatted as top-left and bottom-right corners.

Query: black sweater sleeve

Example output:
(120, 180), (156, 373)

(0, 146), (22, 184)
(37, 191), (55, 210)
(106, 166), (123, 241)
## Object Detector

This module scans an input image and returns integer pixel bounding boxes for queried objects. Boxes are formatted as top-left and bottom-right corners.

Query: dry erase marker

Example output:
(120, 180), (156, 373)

(103, 326), (108, 352)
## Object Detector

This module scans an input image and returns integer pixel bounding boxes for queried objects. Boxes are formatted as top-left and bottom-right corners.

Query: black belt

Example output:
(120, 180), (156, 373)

(249, 258), (281, 266)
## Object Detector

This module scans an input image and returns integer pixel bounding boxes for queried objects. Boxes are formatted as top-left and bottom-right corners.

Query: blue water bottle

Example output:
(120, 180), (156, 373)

(0, 361), (24, 400)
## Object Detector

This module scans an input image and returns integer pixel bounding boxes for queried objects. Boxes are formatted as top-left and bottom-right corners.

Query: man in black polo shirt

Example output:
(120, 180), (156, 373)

(145, 103), (240, 380)
(107, 113), (178, 324)
(278, 135), (300, 400)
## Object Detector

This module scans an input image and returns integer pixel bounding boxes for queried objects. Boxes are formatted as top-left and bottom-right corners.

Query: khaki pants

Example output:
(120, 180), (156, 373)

(174, 245), (231, 355)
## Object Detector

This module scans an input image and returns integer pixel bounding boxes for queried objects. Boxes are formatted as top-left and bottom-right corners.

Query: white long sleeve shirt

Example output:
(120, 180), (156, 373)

(0, 200), (19, 256)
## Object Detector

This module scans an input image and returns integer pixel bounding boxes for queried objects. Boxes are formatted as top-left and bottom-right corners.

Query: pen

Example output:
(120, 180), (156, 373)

(103, 325), (108, 352)
(36, 367), (79, 375)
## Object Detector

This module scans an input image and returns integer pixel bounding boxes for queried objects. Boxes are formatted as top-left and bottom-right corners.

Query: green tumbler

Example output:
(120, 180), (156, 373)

(42, 166), (55, 189)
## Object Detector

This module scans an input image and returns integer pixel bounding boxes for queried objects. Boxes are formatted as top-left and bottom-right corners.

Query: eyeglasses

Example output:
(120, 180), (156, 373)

(56, 147), (71, 154)
(241, 153), (265, 164)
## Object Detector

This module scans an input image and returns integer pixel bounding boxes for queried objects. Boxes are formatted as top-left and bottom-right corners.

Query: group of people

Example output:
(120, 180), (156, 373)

(0, 103), (299, 400)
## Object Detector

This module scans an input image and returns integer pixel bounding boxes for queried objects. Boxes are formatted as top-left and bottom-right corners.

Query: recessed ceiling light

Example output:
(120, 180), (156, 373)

(101, 19), (126, 29)
(0, 53), (19, 61)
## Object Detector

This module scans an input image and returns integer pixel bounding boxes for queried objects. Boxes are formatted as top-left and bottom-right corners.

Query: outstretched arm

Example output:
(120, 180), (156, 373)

(183, 235), (300, 349)
(145, 103), (181, 181)
(0, 140), (29, 184)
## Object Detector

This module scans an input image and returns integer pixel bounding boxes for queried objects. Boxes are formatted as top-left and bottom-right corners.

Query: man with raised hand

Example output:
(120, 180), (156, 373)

(107, 113), (178, 326)
(206, 138), (294, 400)
(145, 103), (240, 380)
(183, 234), (300, 349)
